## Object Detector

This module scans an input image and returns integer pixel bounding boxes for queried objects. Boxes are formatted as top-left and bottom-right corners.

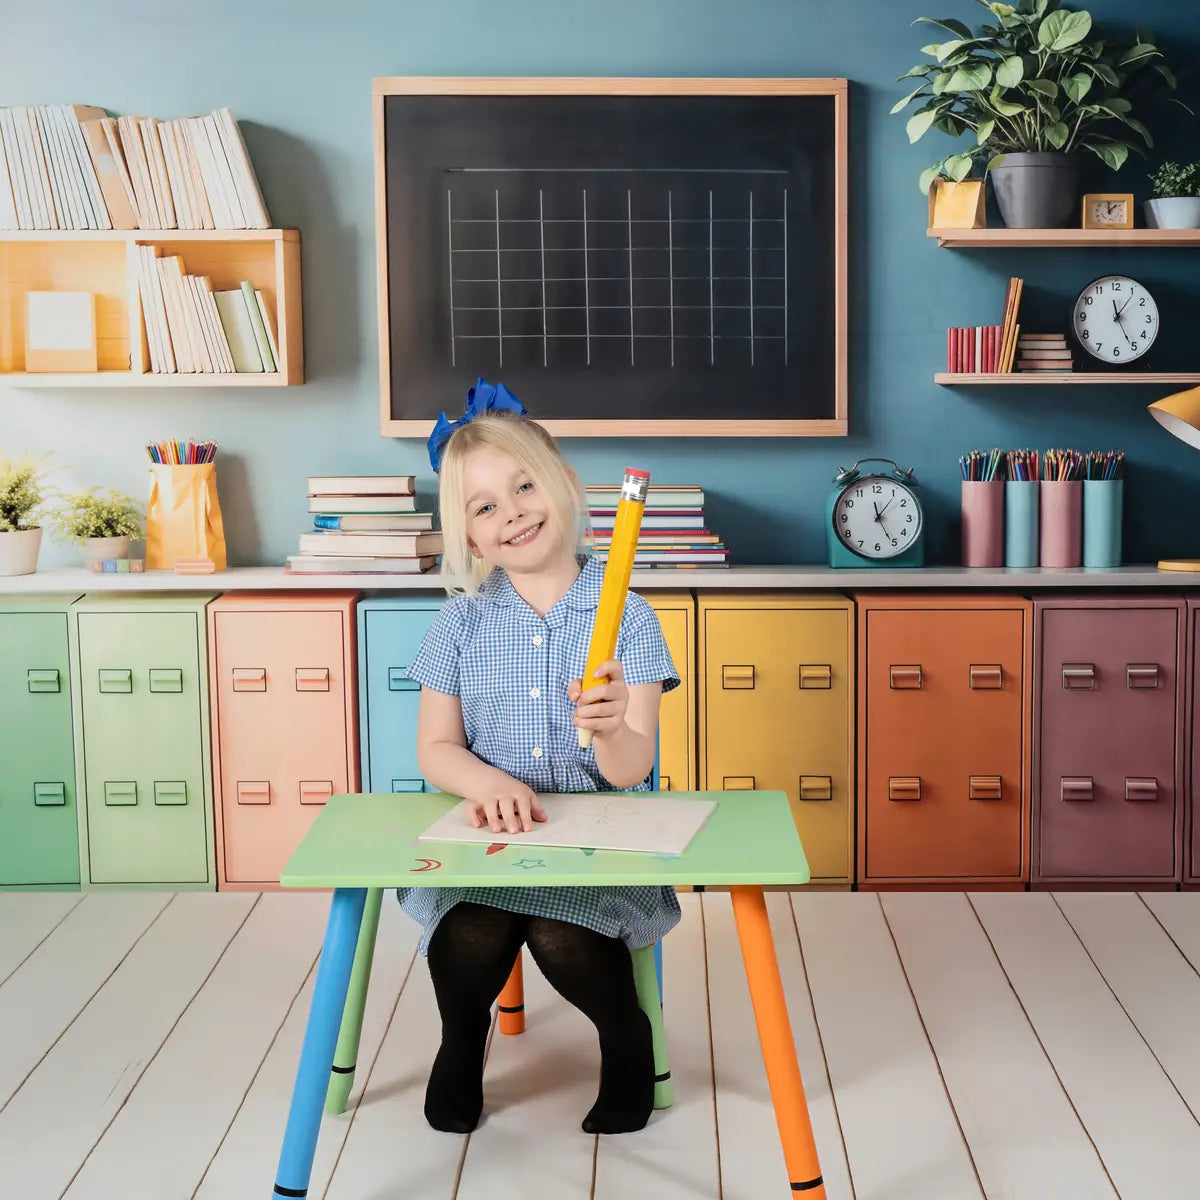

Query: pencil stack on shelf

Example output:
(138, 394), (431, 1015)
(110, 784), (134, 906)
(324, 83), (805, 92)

(959, 448), (1005, 481)
(138, 253), (279, 375)
(1085, 450), (1125, 480)
(1042, 448), (1084, 481)
(585, 482), (729, 567)
(146, 438), (217, 465)
(1007, 448), (1039, 481)
(286, 475), (442, 575)
(0, 104), (270, 231)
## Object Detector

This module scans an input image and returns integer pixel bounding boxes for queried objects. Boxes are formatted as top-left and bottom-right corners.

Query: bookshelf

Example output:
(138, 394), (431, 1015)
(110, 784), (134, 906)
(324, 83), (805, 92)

(0, 228), (302, 386)
(928, 228), (1200, 249)
(936, 372), (1200, 386)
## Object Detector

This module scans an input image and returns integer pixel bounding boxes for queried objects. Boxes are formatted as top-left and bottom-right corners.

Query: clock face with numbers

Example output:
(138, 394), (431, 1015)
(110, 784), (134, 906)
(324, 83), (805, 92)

(1071, 275), (1159, 365)
(831, 474), (923, 560)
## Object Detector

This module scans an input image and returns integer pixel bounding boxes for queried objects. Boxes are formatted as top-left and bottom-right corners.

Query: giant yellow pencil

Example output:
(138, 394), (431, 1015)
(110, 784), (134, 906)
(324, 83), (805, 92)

(577, 467), (650, 750)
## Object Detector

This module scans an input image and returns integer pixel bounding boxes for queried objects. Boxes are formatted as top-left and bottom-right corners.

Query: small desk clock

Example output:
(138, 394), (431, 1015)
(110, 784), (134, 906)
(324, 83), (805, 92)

(826, 458), (925, 568)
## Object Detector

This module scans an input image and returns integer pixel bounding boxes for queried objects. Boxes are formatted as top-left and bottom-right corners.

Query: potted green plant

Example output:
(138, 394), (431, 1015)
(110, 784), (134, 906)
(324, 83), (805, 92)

(53, 487), (143, 568)
(1146, 161), (1200, 229)
(0, 454), (51, 576)
(894, 1), (1185, 228)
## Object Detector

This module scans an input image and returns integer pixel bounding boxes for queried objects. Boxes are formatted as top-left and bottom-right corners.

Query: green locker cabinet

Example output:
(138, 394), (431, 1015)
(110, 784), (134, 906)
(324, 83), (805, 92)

(0, 595), (82, 890)
(69, 592), (218, 890)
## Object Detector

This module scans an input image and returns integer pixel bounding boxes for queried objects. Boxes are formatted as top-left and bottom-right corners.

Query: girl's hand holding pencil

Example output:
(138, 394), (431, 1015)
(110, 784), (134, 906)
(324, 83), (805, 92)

(569, 659), (630, 742)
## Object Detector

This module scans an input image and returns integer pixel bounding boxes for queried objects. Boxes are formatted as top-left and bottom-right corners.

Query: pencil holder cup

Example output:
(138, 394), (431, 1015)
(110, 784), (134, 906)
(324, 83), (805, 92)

(1083, 479), (1123, 568)
(1039, 480), (1082, 568)
(1004, 480), (1040, 568)
(146, 462), (227, 570)
(961, 479), (1005, 566)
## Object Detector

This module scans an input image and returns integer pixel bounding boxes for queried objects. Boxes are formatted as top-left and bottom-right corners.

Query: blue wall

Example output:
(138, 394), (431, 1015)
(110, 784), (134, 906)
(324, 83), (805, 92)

(3, 0), (1199, 567)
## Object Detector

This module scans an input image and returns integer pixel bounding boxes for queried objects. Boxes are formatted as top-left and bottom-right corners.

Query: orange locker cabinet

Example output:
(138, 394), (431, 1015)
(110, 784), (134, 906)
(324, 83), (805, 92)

(641, 591), (695, 792)
(699, 593), (855, 886)
(208, 592), (360, 890)
(857, 593), (1031, 889)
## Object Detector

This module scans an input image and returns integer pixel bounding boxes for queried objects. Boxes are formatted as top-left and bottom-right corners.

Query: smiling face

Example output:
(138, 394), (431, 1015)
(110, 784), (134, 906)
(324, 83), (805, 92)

(461, 448), (574, 579)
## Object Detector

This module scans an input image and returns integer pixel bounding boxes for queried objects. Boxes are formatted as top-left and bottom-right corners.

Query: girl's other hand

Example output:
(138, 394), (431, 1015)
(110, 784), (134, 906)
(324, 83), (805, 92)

(467, 778), (547, 834)
(568, 658), (629, 740)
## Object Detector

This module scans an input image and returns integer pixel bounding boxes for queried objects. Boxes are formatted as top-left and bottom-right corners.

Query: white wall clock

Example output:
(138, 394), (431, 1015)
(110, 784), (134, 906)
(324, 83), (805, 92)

(1071, 274), (1159, 366)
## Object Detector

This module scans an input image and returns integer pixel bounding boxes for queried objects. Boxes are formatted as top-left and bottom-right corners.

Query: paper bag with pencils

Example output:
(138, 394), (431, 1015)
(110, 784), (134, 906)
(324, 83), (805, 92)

(145, 463), (227, 569)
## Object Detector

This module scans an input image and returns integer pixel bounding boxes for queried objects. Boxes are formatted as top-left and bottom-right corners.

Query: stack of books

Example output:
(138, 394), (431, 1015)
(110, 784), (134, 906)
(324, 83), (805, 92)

(285, 475), (442, 575)
(1016, 332), (1074, 374)
(0, 104), (269, 231)
(585, 483), (729, 568)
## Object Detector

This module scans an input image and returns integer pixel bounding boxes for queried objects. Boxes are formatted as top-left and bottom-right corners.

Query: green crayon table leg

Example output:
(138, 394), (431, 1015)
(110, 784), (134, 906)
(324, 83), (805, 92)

(632, 943), (673, 1109)
(325, 887), (383, 1115)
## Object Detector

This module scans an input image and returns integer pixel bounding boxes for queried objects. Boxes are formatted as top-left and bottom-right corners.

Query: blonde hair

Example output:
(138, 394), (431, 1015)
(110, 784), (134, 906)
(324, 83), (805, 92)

(436, 411), (587, 596)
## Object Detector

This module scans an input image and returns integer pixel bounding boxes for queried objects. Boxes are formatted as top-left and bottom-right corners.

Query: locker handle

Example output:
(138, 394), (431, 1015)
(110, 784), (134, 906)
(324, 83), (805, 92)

(969, 665), (1003, 690)
(1062, 664), (1095, 690)
(154, 781), (187, 807)
(300, 780), (334, 805)
(26, 668), (60, 693)
(888, 776), (921, 801)
(1125, 777), (1158, 802)
(236, 780), (271, 805)
(232, 667), (267, 692)
(969, 775), (1003, 801)
(1061, 776), (1094, 802)
(103, 780), (137, 806)
(889, 665), (922, 689)
(295, 667), (330, 692)
(799, 775), (833, 802)
(149, 667), (183, 693)
(798, 664), (832, 690)
(722, 776), (755, 790)
(388, 666), (419, 692)
(391, 778), (426, 793)
(1127, 664), (1160, 690)
(721, 665), (755, 690)
(659, 775), (672, 791)
(98, 668), (132, 693)
(33, 781), (66, 807)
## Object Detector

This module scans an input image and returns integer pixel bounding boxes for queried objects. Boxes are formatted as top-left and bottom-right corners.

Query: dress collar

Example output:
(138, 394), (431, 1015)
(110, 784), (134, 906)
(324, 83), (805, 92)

(479, 553), (603, 614)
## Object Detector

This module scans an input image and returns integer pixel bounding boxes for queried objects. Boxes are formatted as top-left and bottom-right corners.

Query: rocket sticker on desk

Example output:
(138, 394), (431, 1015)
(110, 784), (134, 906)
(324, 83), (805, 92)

(486, 844), (508, 856)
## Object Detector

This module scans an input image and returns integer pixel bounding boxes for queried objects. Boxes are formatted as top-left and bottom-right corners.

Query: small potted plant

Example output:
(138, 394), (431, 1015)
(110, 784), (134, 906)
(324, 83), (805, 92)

(1146, 161), (1200, 229)
(0, 454), (52, 576)
(54, 487), (143, 568)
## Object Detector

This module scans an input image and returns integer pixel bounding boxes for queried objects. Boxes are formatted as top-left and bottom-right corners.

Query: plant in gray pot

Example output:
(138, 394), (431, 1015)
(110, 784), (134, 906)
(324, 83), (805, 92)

(894, 1), (1184, 229)
(1145, 161), (1200, 230)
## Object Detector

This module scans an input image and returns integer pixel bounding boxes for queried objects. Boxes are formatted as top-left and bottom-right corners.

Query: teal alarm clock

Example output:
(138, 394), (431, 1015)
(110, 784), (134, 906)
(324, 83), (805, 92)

(825, 458), (925, 568)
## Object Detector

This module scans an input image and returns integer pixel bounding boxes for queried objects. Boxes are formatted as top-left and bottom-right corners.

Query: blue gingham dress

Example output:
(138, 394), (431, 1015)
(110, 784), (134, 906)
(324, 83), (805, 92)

(396, 554), (683, 956)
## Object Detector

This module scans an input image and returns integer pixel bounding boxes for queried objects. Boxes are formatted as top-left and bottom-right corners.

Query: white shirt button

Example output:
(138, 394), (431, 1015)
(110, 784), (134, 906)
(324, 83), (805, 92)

(529, 686), (541, 699)
(532, 635), (544, 647)
(532, 746), (544, 759)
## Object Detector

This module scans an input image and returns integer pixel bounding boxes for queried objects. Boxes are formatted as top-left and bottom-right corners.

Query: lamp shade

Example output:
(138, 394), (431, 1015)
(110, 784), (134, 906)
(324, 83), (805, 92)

(1149, 385), (1200, 451)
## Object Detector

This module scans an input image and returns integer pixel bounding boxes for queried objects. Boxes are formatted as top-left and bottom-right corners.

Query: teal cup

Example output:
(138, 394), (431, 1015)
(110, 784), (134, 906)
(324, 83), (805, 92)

(1004, 480), (1039, 568)
(1083, 479), (1122, 568)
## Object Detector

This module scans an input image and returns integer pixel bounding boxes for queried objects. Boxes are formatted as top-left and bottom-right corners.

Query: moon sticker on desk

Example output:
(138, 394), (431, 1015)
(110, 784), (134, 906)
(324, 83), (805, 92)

(410, 857), (442, 872)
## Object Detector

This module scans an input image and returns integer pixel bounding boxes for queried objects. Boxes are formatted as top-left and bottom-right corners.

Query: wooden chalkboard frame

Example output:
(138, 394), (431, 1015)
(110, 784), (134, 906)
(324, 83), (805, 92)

(374, 77), (849, 438)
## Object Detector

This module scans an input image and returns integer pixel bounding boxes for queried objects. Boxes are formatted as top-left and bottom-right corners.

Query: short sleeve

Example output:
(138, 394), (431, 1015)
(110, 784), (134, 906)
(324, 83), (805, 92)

(617, 596), (681, 694)
(404, 599), (471, 696)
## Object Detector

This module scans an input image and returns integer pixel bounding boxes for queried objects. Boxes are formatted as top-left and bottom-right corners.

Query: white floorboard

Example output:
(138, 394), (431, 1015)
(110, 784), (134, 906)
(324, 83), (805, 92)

(792, 892), (982, 1200)
(198, 895), (421, 1200)
(0, 892), (255, 1200)
(0, 892), (170, 1108)
(0, 892), (82, 986)
(971, 891), (1200, 1200)
(881, 891), (1116, 1200)
(63, 892), (329, 1199)
(592, 893), (721, 1200)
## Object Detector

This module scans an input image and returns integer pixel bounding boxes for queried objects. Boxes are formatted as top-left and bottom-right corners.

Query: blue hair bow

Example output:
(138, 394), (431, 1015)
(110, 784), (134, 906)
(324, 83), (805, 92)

(427, 378), (527, 472)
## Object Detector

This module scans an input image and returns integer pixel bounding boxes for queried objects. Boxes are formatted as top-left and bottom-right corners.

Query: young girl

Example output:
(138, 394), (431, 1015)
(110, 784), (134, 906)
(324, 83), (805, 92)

(398, 381), (681, 1138)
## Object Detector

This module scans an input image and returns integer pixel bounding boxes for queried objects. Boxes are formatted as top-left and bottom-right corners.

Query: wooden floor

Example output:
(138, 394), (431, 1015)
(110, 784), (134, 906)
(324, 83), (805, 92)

(4, 890), (1200, 1200)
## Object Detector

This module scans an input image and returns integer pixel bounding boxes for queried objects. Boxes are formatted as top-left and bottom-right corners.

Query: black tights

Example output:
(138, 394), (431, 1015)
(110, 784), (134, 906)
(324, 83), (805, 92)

(424, 901), (654, 1135)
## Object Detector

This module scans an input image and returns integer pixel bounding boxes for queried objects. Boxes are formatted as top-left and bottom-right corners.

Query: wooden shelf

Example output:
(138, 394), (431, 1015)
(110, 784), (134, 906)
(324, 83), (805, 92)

(0, 228), (303, 385)
(928, 227), (1200, 248)
(935, 372), (1200, 386)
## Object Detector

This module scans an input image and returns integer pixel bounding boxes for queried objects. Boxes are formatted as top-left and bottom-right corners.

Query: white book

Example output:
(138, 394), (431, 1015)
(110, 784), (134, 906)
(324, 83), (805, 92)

(136, 245), (172, 372)
(214, 107), (269, 228)
(15, 106), (52, 228)
(195, 276), (235, 372)
(185, 116), (230, 227)
(213, 288), (263, 370)
(183, 275), (214, 372)
(140, 118), (175, 229)
(100, 119), (138, 222)
(179, 117), (214, 228)
(202, 113), (245, 227)
(158, 121), (192, 229)
(34, 106), (77, 228)
(118, 116), (156, 228)
(0, 110), (32, 228)
(50, 105), (94, 228)
(156, 255), (194, 372)
(254, 290), (280, 367)
(0, 116), (18, 228)
(59, 105), (111, 230)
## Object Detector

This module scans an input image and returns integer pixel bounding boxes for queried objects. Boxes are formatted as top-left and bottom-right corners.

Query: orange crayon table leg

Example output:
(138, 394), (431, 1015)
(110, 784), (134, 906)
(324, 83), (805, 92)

(498, 952), (526, 1034)
(731, 885), (826, 1198)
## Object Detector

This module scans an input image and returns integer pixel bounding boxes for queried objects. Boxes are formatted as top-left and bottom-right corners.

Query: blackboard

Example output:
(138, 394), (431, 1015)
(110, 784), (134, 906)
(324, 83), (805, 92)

(375, 79), (848, 438)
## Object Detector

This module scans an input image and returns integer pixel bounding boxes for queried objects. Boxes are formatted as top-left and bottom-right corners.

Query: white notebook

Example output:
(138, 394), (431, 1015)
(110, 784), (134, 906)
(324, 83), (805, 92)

(417, 793), (717, 856)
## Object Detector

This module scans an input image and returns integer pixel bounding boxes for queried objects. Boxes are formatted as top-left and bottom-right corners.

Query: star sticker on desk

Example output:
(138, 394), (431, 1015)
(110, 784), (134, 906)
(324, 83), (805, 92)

(653, 853), (683, 862)
(512, 858), (547, 870)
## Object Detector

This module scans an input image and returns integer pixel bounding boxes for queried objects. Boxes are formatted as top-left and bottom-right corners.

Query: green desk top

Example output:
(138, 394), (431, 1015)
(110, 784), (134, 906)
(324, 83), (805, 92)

(280, 791), (810, 889)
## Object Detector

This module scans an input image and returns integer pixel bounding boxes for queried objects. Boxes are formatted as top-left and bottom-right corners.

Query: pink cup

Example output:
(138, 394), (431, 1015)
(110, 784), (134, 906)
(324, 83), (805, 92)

(1040, 480), (1082, 568)
(961, 479), (1005, 567)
